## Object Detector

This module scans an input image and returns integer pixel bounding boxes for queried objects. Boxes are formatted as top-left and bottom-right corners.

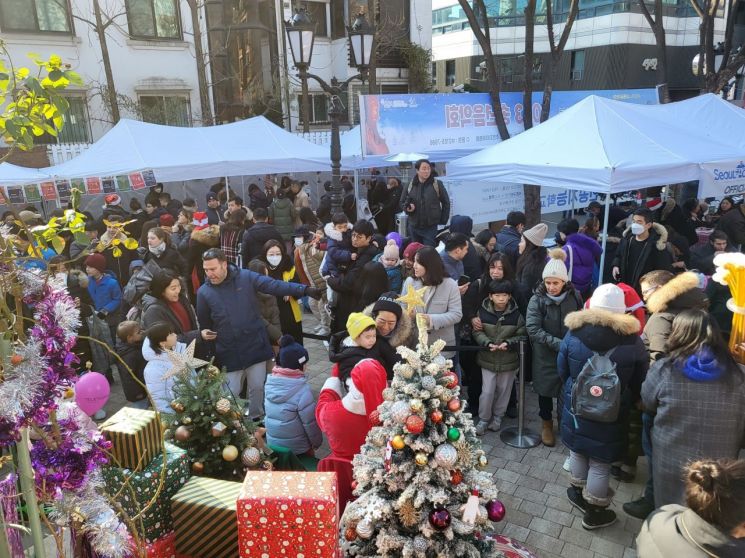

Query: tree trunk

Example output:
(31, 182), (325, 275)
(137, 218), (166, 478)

(638, 0), (670, 102)
(457, 0), (510, 140)
(187, 0), (214, 125)
(523, 0), (536, 131)
(93, 0), (119, 123)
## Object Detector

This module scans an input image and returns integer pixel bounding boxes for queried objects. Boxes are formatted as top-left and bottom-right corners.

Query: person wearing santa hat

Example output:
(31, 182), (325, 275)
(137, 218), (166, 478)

(315, 358), (387, 461)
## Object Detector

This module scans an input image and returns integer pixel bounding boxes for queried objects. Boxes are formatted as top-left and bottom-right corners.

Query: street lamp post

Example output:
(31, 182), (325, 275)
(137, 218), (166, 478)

(285, 9), (375, 215)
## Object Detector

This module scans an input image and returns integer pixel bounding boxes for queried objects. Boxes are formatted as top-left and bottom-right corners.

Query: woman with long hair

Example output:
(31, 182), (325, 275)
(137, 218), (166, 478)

(515, 224), (548, 302)
(219, 210), (246, 266)
(145, 226), (186, 276)
(641, 309), (745, 508)
(401, 246), (462, 357)
(637, 458), (745, 556)
(259, 239), (304, 344)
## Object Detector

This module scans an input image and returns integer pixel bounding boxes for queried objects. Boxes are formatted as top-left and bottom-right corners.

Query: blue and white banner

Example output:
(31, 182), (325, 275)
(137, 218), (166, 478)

(699, 160), (745, 198)
(360, 89), (658, 157)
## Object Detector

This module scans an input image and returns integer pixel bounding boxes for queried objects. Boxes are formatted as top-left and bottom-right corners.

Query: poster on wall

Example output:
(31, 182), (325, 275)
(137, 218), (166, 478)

(698, 160), (745, 198)
(129, 172), (146, 190)
(116, 175), (131, 192)
(40, 182), (56, 201)
(23, 184), (41, 203)
(86, 177), (102, 195)
(71, 178), (85, 194)
(101, 177), (116, 194)
(55, 180), (71, 204)
(141, 170), (156, 188)
(359, 89), (658, 157)
(6, 187), (25, 205)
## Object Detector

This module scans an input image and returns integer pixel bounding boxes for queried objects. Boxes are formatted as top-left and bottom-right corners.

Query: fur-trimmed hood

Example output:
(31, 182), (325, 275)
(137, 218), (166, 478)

(565, 308), (640, 336)
(362, 301), (413, 348)
(646, 271), (707, 314)
(621, 222), (668, 251)
(324, 221), (349, 243)
(661, 198), (677, 221)
(190, 224), (220, 246)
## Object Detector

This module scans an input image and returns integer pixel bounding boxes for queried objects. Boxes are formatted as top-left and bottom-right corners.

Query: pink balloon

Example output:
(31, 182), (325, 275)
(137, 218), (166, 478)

(75, 372), (110, 416)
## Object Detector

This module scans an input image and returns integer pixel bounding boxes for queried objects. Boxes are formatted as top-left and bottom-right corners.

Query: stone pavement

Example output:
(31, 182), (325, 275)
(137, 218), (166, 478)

(101, 313), (645, 558)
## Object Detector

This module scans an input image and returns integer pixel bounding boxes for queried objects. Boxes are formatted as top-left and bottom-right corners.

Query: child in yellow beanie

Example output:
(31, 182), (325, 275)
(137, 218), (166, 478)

(329, 312), (396, 387)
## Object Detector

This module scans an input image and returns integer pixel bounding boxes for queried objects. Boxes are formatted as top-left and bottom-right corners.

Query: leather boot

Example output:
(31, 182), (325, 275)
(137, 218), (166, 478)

(541, 419), (555, 447)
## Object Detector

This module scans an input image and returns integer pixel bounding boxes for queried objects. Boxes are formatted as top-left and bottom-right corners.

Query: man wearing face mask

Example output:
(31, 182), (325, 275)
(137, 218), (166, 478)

(611, 208), (673, 296)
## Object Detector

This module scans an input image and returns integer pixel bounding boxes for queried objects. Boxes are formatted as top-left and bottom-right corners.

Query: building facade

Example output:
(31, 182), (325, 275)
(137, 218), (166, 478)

(431, 0), (739, 102)
(0, 0), (211, 144)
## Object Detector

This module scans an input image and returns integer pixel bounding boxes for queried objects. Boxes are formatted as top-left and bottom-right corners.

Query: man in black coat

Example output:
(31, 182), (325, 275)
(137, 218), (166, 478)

(376, 177), (403, 234)
(716, 201), (745, 249)
(241, 207), (284, 266)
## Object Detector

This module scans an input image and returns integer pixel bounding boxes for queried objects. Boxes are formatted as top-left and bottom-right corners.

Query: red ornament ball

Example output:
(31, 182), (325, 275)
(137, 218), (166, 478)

(345, 527), (358, 541)
(430, 409), (443, 423)
(428, 507), (451, 531)
(486, 499), (506, 522)
(443, 372), (458, 389)
(447, 398), (461, 412)
(450, 469), (463, 485)
(405, 414), (425, 434)
(10, 354), (23, 366)
(351, 480), (358, 490)
(369, 409), (381, 426)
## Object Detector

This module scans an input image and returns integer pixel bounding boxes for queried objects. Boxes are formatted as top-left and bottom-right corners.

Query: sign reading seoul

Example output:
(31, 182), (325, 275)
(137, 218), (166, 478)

(699, 161), (745, 198)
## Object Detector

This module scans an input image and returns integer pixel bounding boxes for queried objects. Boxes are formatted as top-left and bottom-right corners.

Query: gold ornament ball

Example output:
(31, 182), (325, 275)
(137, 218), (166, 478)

(415, 452), (428, 466)
(391, 435), (406, 450)
(182, 416), (192, 425)
(222, 445), (239, 461)
(410, 399), (423, 412)
(241, 447), (262, 467)
(215, 398), (231, 414)
(174, 426), (191, 442)
(191, 461), (204, 475)
(170, 400), (184, 413)
(206, 365), (220, 377)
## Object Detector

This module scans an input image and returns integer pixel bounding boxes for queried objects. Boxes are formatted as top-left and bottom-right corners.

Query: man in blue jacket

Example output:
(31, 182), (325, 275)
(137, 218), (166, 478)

(196, 248), (321, 421)
(85, 253), (122, 343)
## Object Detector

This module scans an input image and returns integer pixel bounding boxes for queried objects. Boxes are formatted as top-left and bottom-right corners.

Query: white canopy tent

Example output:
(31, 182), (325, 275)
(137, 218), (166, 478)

(41, 116), (332, 183)
(0, 162), (51, 187)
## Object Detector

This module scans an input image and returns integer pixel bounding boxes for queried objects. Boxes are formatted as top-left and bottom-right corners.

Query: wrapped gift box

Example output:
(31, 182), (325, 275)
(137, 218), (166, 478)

(101, 407), (162, 470)
(103, 442), (190, 543)
(171, 476), (242, 558)
(237, 471), (338, 558)
(142, 531), (190, 558)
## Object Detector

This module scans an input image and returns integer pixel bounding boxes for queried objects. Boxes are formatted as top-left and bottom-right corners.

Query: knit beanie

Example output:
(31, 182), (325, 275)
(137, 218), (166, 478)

(542, 248), (569, 282)
(277, 334), (309, 370)
(589, 283), (626, 313)
(349, 359), (387, 421)
(383, 241), (400, 262)
(372, 292), (403, 321)
(347, 312), (376, 341)
(523, 223), (548, 247)
(385, 232), (402, 249)
(403, 242), (424, 260)
(84, 253), (107, 274)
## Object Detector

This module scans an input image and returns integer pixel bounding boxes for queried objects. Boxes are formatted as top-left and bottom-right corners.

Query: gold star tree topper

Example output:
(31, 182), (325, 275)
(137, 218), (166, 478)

(396, 284), (427, 312)
(160, 339), (209, 380)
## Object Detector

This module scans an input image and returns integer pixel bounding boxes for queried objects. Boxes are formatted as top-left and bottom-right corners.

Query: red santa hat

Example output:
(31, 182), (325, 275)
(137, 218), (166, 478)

(343, 359), (387, 424)
(584, 282), (646, 332)
(192, 211), (208, 230)
(645, 198), (664, 211)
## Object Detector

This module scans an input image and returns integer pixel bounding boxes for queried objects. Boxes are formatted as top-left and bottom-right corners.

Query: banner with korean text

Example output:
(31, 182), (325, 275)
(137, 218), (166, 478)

(359, 89), (657, 157)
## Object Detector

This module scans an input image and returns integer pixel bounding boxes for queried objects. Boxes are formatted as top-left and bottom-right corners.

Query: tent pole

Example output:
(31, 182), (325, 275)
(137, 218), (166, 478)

(225, 176), (230, 204)
(597, 195), (611, 285)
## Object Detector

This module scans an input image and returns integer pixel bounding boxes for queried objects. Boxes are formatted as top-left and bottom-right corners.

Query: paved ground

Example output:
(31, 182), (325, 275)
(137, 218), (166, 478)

(100, 313), (645, 558)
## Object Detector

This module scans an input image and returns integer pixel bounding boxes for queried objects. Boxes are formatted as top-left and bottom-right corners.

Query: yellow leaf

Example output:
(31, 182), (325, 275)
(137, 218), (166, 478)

(124, 238), (139, 250)
(112, 246), (122, 258)
(15, 67), (29, 80)
(51, 236), (65, 254)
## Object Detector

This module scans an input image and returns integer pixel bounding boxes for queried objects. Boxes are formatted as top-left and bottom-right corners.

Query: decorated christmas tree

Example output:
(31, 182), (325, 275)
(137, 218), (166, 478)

(162, 346), (269, 480)
(341, 312), (506, 557)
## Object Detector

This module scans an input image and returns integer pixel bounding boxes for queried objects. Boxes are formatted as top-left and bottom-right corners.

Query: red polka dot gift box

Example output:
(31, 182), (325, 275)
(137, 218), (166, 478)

(237, 471), (339, 558)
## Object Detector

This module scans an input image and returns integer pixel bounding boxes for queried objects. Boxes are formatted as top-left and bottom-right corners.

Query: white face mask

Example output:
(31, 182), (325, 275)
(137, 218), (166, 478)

(294, 237), (304, 247)
(267, 255), (282, 267)
(630, 223), (645, 236)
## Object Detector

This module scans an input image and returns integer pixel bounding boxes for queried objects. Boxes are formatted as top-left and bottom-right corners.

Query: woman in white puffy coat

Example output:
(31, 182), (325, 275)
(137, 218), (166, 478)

(143, 321), (187, 412)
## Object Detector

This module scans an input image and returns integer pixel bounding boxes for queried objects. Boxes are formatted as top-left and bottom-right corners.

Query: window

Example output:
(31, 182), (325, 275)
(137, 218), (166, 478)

(139, 95), (191, 126)
(126, 0), (181, 40)
(0, 0), (72, 33)
(305, 1), (329, 38)
(445, 60), (456, 86)
(37, 96), (91, 144)
(298, 93), (330, 124)
(571, 50), (585, 80)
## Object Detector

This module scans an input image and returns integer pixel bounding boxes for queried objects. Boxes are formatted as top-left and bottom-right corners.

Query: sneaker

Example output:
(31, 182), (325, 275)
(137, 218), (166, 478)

(504, 405), (518, 419)
(611, 465), (636, 483)
(487, 418), (502, 432)
(563, 457), (571, 472)
(582, 505), (617, 530)
(623, 496), (655, 520)
(567, 485), (588, 514)
(475, 421), (487, 436)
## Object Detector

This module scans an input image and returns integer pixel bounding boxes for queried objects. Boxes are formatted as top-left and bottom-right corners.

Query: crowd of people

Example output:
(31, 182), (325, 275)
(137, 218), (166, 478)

(5, 165), (745, 551)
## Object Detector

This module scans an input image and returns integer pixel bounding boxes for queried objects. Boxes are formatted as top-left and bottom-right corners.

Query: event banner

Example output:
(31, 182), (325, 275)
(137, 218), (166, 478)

(359, 89), (657, 156)
(698, 160), (745, 198)
(442, 180), (602, 224)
